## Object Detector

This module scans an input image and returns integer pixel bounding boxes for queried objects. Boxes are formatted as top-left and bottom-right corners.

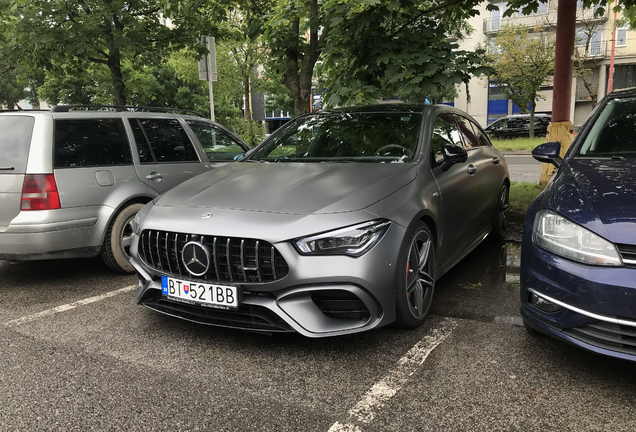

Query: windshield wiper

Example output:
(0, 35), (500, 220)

(611, 155), (626, 160)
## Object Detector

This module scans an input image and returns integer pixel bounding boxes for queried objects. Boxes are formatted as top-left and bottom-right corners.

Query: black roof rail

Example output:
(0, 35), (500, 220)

(0, 109), (49, 113)
(50, 105), (208, 118)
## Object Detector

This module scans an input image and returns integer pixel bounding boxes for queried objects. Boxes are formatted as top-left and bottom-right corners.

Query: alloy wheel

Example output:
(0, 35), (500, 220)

(498, 185), (510, 235)
(405, 230), (435, 319)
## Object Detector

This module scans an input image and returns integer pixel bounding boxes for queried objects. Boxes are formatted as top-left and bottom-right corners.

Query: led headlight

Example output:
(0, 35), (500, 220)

(532, 210), (622, 266)
(295, 220), (391, 257)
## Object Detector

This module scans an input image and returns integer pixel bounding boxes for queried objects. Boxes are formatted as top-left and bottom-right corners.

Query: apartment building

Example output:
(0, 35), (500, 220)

(454, 0), (635, 128)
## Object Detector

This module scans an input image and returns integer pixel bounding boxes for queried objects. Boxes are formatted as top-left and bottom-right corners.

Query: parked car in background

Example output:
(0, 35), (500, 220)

(485, 113), (551, 139)
(131, 104), (510, 337)
(0, 106), (249, 273)
(521, 87), (636, 361)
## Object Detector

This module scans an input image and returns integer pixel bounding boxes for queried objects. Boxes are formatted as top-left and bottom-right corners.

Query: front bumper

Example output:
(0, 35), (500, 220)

(521, 237), (636, 361)
(131, 207), (407, 337)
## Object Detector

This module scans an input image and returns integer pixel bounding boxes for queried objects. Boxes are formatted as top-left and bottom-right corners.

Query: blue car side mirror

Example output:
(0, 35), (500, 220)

(233, 153), (245, 161)
(532, 141), (562, 168)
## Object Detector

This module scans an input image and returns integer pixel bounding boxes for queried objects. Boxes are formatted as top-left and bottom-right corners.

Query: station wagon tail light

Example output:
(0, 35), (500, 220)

(21, 174), (61, 211)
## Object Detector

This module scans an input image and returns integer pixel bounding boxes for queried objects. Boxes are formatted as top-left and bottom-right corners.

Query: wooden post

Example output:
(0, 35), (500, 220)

(540, 0), (577, 187)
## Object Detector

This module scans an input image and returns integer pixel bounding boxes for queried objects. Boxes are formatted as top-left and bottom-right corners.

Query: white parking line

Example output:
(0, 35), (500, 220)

(4, 285), (136, 327)
(328, 317), (458, 432)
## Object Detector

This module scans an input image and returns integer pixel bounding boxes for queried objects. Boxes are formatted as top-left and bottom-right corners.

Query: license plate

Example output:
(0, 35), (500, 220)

(161, 276), (239, 310)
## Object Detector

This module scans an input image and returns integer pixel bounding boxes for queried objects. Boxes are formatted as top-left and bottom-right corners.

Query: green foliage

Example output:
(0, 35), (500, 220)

(321, 0), (490, 107)
(10, 0), (199, 104)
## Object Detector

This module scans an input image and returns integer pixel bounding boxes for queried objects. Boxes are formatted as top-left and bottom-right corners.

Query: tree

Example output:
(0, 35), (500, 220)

(486, 25), (555, 138)
(11, 0), (196, 106)
(320, 0), (488, 108)
(165, 0), (489, 116)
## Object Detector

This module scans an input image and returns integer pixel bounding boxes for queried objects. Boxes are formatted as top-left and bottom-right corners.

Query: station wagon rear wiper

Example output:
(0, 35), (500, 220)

(0, 166), (14, 170)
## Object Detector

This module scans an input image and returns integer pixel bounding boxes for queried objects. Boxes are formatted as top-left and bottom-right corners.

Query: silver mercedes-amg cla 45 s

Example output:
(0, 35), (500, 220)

(130, 104), (510, 337)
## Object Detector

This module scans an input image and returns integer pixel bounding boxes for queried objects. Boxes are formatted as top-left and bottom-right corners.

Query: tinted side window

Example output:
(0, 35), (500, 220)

(133, 119), (199, 163)
(454, 115), (481, 149)
(186, 121), (245, 161)
(55, 119), (132, 168)
(431, 114), (462, 165)
(0, 116), (35, 173)
(470, 121), (492, 147)
(507, 118), (526, 129)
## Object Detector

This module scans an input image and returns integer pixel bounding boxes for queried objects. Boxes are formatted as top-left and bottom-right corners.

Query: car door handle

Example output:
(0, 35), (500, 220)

(492, 157), (500, 165)
(467, 164), (477, 175)
(145, 172), (163, 180)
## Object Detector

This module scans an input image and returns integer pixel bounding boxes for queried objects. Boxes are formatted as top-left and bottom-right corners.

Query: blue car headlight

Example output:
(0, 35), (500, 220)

(532, 210), (622, 266)
(295, 220), (391, 257)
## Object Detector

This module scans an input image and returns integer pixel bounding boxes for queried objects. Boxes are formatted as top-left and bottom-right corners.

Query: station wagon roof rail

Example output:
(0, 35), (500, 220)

(50, 104), (207, 118)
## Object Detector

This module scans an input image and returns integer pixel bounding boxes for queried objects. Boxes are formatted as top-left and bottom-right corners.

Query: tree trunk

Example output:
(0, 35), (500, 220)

(244, 73), (254, 137)
(529, 99), (536, 139)
(105, 28), (126, 106)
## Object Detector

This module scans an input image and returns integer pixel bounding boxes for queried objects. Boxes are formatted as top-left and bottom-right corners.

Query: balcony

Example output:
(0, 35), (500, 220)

(483, 8), (607, 35)
(483, 11), (554, 34)
(575, 40), (607, 59)
(575, 85), (594, 101)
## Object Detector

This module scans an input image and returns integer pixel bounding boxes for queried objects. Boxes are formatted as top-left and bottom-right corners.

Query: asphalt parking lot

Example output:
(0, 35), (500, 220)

(1, 238), (635, 431)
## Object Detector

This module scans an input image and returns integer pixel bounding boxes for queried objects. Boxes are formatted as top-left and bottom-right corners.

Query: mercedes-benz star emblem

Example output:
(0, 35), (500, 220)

(181, 241), (211, 276)
(202, 213), (213, 219)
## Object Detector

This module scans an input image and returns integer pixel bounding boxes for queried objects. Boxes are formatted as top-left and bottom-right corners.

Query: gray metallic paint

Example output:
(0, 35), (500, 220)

(0, 111), (248, 260)
(131, 104), (509, 336)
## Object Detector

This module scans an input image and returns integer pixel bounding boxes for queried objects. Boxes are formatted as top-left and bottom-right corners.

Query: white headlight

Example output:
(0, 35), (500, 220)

(532, 210), (622, 266)
(295, 220), (391, 257)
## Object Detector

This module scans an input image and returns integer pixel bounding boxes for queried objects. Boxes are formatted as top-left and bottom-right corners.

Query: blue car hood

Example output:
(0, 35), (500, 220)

(548, 158), (636, 245)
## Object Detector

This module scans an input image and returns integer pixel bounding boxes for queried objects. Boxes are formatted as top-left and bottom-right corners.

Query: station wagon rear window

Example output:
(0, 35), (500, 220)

(0, 116), (35, 174)
(54, 119), (133, 168)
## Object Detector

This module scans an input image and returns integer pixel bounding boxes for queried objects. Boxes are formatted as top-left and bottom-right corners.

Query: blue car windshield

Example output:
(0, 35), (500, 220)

(577, 96), (636, 158)
(249, 112), (422, 163)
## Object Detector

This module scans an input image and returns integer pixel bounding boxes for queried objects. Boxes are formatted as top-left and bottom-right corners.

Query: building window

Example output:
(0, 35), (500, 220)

(617, 24), (628, 47)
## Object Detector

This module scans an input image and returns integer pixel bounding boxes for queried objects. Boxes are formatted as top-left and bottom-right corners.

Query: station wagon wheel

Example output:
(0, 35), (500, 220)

(102, 203), (144, 273)
(395, 222), (435, 328)
(491, 183), (509, 241)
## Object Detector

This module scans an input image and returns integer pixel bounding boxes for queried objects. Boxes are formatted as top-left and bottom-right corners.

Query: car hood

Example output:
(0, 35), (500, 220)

(155, 162), (417, 215)
(548, 158), (636, 244)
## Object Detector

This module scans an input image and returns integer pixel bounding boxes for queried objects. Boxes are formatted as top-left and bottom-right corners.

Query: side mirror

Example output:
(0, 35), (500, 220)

(532, 141), (562, 168)
(441, 144), (467, 171)
(233, 153), (245, 160)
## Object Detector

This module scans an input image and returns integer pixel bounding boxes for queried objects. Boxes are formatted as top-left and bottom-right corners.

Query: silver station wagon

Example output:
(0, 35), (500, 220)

(131, 104), (510, 337)
(0, 106), (248, 273)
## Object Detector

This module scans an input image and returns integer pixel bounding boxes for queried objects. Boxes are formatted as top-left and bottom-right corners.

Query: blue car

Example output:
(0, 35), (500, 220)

(521, 88), (636, 361)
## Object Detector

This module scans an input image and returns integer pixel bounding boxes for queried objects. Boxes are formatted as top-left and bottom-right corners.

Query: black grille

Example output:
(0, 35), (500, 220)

(564, 321), (636, 356)
(142, 294), (293, 332)
(139, 230), (289, 283)
(617, 244), (636, 268)
(312, 290), (371, 321)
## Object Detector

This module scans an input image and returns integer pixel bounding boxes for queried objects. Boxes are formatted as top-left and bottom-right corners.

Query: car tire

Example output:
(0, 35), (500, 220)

(102, 203), (144, 273)
(491, 183), (510, 241)
(395, 221), (435, 329)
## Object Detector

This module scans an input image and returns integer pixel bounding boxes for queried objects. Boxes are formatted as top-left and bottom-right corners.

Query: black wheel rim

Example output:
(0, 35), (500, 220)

(498, 185), (510, 235)
(405, 230), (434, 319)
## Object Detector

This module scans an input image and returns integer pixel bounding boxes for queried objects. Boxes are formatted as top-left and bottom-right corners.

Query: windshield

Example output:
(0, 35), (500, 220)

(249, 112), (422, 163)
(577, 96), (636, 158)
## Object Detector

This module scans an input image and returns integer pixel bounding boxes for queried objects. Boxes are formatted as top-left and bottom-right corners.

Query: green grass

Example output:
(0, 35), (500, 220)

(460, 282), (482, 290)
(490, 137), (546, 151)
(509, 181), (542, 214)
